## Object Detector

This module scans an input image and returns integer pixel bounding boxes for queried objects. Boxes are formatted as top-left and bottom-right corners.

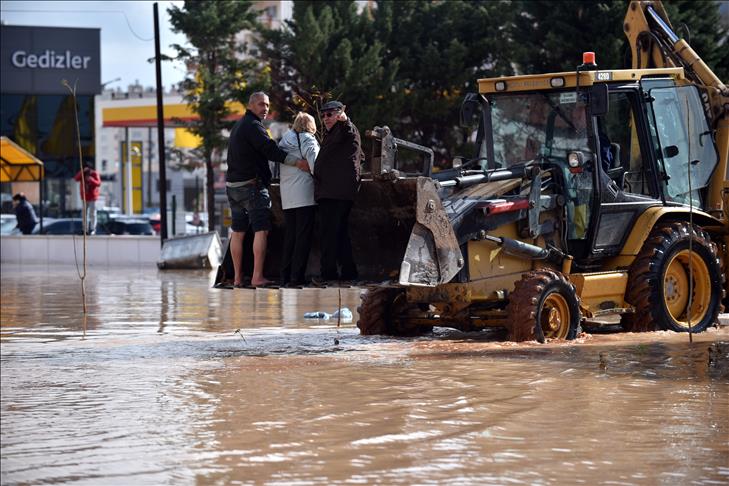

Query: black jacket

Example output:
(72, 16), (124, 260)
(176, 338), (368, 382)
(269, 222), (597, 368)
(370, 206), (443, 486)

(226, 110), (289, 186)
(15, 199), (37, 234)
(314, 118), (362, 201)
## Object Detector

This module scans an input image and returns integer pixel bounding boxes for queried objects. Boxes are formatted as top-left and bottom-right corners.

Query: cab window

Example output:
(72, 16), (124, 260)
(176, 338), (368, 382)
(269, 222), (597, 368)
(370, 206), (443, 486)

(646, 86), (718, 207)
(597, 91), (653, 197)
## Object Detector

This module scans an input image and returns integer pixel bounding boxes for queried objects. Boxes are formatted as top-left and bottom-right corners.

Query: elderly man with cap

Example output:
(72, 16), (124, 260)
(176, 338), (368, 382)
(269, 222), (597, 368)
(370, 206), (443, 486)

(312, 100), (362, 284)
(226, 91), (309, 288)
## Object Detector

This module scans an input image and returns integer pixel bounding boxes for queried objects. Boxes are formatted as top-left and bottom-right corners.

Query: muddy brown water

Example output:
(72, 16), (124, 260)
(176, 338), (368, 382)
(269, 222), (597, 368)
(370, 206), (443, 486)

(1, 264), (727, 485)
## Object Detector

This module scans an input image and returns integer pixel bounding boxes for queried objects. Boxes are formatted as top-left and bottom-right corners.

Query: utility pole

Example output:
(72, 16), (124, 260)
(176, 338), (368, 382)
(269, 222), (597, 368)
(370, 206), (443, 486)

(154, 2), (168, 244)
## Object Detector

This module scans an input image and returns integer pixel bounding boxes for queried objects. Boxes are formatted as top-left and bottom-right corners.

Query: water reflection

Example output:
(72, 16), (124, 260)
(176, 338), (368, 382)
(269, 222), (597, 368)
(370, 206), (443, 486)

(1, 264), (727, 485)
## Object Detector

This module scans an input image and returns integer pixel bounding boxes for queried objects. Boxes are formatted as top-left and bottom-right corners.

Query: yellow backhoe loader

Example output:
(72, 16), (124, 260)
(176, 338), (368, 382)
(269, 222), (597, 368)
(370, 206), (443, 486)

(215, 0), (727, 342)
(355, 0), (728, 341)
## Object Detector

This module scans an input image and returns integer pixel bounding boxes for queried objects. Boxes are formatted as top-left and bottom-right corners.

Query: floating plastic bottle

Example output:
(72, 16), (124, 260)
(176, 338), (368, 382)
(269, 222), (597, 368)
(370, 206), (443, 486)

(332, 307), (353, 320)
(303, 311), (331, 319)
(303, 307), (352, 321)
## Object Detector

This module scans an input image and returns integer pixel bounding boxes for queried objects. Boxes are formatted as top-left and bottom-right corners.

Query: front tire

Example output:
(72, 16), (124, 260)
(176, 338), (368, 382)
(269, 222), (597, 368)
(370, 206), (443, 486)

(506, 270), (581, 343)
(622, 222), (723, 333)
(357, 287), (432, 336)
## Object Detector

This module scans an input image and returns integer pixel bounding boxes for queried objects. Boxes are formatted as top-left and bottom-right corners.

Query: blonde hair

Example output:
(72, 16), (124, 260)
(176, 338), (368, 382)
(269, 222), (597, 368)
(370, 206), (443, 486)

(292, 112), (316, 134)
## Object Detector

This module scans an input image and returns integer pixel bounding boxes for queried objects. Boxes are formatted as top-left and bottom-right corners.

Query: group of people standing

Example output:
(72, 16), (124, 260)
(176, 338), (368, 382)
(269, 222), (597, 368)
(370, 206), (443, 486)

(225, 92), (361, 288)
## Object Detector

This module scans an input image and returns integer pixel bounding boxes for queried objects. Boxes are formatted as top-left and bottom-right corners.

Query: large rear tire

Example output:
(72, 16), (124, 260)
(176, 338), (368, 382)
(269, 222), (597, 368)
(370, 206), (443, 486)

(622, 222), (723, 333)
(506, 270), (581, 343)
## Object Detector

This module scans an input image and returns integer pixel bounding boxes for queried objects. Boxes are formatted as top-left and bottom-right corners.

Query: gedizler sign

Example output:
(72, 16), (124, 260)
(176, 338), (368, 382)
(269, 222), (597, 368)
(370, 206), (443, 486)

(11, 50), (93, 70)
(1, 25), (100, 95)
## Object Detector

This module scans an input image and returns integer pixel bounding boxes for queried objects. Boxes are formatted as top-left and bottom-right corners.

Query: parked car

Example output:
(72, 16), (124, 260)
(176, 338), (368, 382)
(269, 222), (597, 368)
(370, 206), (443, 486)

(185, 223), (207, 235)
(147, 213), (161, 234)
(33, 218), (83, 235)
(96, 207), (123, 227)
(104, 218), (154, 235)
(1, 214), (18, 234)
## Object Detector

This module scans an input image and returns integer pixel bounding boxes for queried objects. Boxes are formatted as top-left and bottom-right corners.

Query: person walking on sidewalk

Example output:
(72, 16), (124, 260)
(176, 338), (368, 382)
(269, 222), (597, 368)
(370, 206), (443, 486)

(74, 164), (101, 234)
(278, 112), (320, 287)
(226, 91), (309, 288)
(12, 193), (38, 235)
(313, 100), (361, 283)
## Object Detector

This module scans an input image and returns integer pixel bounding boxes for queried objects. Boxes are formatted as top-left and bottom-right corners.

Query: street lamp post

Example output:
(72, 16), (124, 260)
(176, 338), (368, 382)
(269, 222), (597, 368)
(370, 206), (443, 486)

(101, 77), (122, 91)
(154, 2), (168, 244)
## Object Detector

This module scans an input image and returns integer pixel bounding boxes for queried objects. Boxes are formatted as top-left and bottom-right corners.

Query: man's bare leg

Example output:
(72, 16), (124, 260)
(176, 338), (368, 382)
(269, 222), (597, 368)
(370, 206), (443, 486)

(251, 230), (272, 286)
(230, 230), (245, 286)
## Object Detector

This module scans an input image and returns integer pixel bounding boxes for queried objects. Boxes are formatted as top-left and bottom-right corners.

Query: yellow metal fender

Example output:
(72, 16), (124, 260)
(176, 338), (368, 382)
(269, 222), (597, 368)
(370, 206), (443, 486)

(606, 207), (722, 269)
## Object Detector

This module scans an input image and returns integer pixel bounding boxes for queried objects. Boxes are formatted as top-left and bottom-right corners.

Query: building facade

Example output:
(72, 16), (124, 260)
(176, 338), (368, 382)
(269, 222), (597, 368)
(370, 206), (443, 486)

(0, 25), (100, 215)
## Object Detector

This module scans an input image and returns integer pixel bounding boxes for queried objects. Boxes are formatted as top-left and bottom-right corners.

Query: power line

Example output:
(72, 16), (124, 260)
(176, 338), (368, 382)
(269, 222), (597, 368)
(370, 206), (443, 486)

(0, 9), (154, 41)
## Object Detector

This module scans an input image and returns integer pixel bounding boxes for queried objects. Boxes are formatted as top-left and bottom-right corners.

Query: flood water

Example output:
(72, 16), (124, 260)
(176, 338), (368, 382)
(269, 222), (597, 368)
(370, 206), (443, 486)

(1, 263), (728, 485)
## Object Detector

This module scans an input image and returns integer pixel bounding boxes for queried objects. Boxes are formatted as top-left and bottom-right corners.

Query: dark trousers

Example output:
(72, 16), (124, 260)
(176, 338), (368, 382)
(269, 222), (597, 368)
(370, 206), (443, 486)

(19, 223), (35, 235)
(280, 205), (315, 284)
(318, 198), (357, 281)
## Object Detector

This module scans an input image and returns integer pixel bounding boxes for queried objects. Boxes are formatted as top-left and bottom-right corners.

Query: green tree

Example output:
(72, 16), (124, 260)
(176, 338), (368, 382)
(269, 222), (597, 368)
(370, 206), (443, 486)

(509, 0), (727, 80)
(258, 0), (515, 160)
(510, 0), (626, 73)
(258, 0), (393, 138)
(664, 0), (729, 81)
(168, 0), (267, 231)
(372, 0), (515, 159)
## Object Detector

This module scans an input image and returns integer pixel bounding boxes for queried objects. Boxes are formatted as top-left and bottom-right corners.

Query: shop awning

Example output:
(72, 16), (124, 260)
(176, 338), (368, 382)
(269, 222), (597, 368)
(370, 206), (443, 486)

(0, 136), (44, 182)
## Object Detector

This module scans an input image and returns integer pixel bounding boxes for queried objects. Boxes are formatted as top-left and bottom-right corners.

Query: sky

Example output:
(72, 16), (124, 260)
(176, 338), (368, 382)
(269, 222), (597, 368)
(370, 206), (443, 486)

(1, 1), (188, 92)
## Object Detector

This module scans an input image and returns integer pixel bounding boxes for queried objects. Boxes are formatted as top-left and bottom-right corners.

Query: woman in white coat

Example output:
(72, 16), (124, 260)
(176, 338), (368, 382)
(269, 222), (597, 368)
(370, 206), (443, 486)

(278, 112), (320, 286)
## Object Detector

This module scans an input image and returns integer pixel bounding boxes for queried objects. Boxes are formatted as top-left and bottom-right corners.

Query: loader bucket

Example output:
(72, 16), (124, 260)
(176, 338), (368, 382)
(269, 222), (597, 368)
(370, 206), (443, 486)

(159, 232), (223, 269)
(399, 177), (463, 286)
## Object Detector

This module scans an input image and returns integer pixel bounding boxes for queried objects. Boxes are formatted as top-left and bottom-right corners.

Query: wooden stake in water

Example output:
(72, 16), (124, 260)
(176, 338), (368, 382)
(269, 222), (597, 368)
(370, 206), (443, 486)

(335, 288), (342, 345)
(63, 79), (88, 338)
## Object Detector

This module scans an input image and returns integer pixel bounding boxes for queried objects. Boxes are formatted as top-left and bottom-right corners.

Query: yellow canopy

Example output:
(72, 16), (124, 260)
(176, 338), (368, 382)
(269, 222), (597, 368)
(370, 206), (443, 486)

(0, 136), (44, 182)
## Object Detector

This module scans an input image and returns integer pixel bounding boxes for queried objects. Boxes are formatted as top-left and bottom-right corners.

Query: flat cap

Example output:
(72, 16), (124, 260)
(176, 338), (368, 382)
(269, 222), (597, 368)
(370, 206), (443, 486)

(321, 100), (344, 112)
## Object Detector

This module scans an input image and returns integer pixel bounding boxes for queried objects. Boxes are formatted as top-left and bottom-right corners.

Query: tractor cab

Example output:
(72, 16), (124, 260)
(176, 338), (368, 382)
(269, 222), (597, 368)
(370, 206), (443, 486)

(465, 60), (721, 268)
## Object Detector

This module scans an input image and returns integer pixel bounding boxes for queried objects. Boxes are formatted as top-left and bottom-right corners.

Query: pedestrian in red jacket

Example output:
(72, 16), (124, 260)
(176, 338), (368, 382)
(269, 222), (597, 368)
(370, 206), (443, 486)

(74, 165), (101, 234)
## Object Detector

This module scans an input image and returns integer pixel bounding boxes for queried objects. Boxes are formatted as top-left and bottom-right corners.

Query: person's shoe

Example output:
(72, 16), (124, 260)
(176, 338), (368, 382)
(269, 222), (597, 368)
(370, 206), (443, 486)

(309, 277), (329, 288)
(287, 278), (307, 288)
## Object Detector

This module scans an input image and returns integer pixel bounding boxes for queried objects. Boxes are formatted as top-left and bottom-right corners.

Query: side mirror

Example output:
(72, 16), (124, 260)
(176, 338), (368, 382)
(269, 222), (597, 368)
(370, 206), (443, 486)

(663, 145), (679, 158)
(588, 84), (609, 116)
(460, 93), (482, 128)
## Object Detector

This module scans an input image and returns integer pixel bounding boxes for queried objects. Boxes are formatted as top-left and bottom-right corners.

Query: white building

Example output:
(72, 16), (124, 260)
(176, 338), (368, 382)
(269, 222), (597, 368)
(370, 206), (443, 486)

(94, 83), (189, 216)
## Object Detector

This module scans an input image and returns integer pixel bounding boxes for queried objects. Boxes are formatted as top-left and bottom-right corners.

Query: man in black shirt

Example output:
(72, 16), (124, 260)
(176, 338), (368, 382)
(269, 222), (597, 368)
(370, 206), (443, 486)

(226, 92), (309, 287)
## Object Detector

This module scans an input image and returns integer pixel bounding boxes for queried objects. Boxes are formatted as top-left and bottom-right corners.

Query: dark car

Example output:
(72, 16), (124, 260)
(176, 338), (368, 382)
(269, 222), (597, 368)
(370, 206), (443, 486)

(104, 219), (154, 235)
(33, 218), (101, 235)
